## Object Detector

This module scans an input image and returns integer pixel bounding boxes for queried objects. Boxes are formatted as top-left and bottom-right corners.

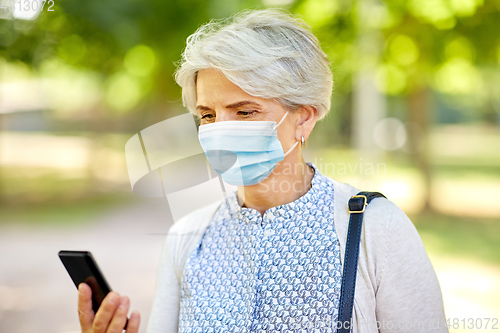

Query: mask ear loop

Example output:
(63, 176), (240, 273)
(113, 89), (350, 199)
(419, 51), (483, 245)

(284, 140), (299, 157)
(271, 111), (289, 130)
(273, 111), (298, 157)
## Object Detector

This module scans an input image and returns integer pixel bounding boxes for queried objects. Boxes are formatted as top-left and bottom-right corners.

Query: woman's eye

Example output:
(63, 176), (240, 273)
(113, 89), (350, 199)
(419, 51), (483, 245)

(237, 110), (257, 116)
(201, 114), (214, 120)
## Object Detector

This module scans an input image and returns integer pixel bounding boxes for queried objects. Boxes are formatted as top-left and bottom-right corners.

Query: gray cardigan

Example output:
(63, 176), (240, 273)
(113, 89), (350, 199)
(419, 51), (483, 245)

(146, 178), (449, 333)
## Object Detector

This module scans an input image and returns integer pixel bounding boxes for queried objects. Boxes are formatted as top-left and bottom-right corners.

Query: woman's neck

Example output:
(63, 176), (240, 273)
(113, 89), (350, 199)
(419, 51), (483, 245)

(236, 156), (315, 216)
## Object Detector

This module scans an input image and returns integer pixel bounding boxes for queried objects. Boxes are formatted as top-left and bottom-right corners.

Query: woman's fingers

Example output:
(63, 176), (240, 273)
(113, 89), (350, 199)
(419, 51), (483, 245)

(92, 291), (121, 333)
(126, 311), (141, 333)
(77, 284), (138, 333)
(106, 296), (130, 333)
(77, 283), (94, 333)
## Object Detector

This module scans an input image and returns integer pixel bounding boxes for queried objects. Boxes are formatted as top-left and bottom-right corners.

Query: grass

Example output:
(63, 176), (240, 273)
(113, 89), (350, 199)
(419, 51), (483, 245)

(412, 212), (500, 266)
(0, 165), (133, 226)
(0, 193), (133, 226)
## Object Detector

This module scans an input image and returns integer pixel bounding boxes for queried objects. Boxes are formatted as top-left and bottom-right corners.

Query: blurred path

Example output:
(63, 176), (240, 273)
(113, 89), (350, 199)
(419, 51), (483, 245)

(431, 255), (500, 333)
(0, 197), (174, 333)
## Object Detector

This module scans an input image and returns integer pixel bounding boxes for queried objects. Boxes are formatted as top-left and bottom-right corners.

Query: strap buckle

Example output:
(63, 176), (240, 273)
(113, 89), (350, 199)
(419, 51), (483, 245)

(348, 195), (367, 213)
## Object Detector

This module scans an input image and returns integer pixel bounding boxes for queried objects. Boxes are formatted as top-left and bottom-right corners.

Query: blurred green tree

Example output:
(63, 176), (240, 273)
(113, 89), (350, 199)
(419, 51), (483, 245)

(0, 0), (262, 129)
(292, 0), (500, 210)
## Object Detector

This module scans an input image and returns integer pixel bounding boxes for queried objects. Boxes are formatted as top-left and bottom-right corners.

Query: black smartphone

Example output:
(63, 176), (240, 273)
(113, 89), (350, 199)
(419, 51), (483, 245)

(58, 250), (128, 329)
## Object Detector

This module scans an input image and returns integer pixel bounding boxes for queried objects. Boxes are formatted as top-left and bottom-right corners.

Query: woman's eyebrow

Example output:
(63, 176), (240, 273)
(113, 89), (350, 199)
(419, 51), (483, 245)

(196, 100), (262, 111)
(196, 105), (212, 111)
(225, 100), (262, 109)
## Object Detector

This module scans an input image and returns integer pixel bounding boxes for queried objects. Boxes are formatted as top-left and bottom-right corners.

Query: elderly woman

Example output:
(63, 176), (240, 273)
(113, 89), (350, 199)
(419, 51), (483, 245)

(77, 9), (448, 333)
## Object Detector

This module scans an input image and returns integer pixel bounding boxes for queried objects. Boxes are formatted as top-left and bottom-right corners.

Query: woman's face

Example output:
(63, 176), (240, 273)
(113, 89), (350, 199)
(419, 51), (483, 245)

(196, 68), (299, 152)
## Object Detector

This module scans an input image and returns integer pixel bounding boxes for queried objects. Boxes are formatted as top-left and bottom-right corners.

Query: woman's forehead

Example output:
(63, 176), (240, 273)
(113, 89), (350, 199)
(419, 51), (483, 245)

(196, 69), (277, 111)
(196, 69), (246, 100)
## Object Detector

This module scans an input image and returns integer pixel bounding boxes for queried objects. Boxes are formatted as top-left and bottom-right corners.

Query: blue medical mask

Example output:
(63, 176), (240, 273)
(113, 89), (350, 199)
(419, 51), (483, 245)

(198, 112), (299, 186)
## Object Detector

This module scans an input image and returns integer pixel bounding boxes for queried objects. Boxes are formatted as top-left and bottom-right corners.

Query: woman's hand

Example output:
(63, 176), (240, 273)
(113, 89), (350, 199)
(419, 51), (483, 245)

(78, 283), (141, 333)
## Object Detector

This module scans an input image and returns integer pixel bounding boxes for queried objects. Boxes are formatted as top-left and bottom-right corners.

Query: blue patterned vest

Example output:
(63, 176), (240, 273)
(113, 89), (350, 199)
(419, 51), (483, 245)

(179, 163), (342, 332)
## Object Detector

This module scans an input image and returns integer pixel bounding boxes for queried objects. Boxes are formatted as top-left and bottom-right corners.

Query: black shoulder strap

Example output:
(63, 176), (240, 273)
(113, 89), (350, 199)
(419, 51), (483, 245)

(336, 191), (386, 333)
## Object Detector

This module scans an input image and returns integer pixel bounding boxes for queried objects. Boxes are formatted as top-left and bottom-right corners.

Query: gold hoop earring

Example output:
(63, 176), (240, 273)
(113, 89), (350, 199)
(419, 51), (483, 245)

(301, 135), (305, 147)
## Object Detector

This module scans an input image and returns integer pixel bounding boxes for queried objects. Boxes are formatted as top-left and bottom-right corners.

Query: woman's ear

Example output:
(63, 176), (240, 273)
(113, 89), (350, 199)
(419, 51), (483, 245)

(296, 105), (317, 141)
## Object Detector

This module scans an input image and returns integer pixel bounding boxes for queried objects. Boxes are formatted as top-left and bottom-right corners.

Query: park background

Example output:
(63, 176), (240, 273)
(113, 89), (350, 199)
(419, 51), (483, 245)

(1, 0), (499, 332)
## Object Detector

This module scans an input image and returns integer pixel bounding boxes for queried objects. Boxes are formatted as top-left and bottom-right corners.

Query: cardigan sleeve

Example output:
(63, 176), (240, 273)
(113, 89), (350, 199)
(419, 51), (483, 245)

(146, 233), (181, 333)
(145, 199), (224, 333)
(374, 203), (449, 333)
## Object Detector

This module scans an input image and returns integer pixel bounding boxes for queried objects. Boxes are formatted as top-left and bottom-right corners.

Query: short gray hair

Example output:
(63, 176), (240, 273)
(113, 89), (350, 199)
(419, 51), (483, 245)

(174, 9), (333, 120)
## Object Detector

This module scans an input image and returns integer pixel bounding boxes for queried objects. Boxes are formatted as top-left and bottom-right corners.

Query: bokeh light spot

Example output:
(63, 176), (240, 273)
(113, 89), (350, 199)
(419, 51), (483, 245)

(375, 63), (407, 95)
(434, 58), (482, 95)
(57, 35), (87, 64)
(373, 117), (407, 151)
(449, 0), (483, 17)
(389, 35), (419, 66)
(409, 0), (453, 24)
(296, 0), (338, 27)
(104, 72), (141, 111)
(124, 45), (156, 77)
(445, 36), (475, 61)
